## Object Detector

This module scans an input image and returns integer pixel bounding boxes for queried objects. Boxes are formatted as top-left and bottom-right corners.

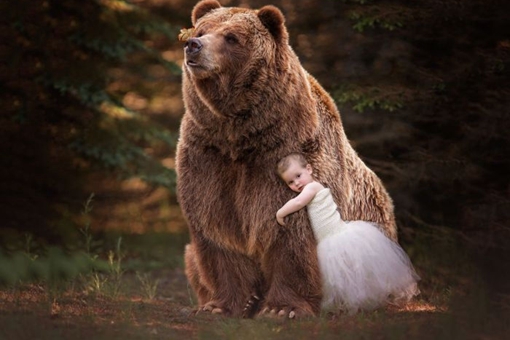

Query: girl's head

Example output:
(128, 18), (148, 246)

(277, 153), (314, 193)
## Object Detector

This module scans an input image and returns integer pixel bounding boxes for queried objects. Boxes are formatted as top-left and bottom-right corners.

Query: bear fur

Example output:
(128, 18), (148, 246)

(176, 0), (397, 318)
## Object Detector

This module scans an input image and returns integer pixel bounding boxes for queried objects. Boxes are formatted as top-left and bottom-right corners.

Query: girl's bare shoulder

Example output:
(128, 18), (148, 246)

(308, 181), (325, 193)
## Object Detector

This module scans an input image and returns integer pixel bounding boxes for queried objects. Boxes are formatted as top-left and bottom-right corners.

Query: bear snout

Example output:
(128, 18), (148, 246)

(185, 38), (203, 55)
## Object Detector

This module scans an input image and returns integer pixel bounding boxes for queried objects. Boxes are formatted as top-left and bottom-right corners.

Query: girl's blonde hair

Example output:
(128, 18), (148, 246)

(276, 152), (308, 176)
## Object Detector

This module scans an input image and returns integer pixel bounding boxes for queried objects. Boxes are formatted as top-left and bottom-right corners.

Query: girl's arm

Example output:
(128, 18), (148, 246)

(276, 182), (324, 225)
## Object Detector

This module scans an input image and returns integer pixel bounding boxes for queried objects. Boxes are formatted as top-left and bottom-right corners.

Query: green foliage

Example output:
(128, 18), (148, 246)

(26, 0), (180, 188)
(349, 9), (405, 32)
(0, 230), (185, 293)
(334, 86), (406, 112)
(0, 190), (188, 298)
(0, 248), (97, 287)
(336, 1), (408, 32)
(325, 0), (510, 248)
(1, 0), (184, 237)
(69, 119), (176, 189)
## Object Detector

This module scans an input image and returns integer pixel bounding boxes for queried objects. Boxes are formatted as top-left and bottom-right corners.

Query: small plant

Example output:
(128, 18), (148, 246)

(106, 237), (125, 298)
(87, 272), (108, 295)
(23, 233), (38, 261)
(136, 271), (160, 300)
(80, 193), (95, 256)
(81, 236), (126, 298)
(77, 193), (119, 297)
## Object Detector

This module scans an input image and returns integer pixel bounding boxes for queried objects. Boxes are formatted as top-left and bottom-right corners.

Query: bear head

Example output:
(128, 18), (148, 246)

(184, 0), (288, 81)
(181, 0), (318, 154)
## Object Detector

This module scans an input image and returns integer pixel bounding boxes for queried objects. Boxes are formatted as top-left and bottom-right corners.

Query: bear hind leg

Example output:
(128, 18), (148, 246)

(184, 243), (212, 307)
(186, 241), (264, 317)
(259, 230), (322, 319)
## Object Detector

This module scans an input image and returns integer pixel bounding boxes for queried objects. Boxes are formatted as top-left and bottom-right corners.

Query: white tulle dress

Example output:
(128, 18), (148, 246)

(307, 188), (420, 314)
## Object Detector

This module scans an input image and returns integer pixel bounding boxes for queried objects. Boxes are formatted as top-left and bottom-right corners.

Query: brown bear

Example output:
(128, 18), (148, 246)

(176, 0), (397, 318)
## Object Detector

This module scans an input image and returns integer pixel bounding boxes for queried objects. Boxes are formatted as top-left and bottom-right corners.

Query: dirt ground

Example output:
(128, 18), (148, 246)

(0, 275), (435, 340)
(1, 262), (508, 340)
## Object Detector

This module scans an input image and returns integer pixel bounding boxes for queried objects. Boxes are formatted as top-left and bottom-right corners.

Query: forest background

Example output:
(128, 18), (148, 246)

(1, 0), (509, 339)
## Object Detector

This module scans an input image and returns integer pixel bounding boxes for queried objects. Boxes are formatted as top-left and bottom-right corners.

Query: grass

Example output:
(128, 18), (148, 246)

(1, 222), (509, 339)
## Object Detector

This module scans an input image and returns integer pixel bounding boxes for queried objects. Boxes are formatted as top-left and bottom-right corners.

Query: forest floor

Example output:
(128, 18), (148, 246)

(1, 231), (509, 340)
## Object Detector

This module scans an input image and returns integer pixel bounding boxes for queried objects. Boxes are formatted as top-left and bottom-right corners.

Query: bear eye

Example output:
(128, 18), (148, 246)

(196, 30), (204, 38)
(225, 33), (238, 44)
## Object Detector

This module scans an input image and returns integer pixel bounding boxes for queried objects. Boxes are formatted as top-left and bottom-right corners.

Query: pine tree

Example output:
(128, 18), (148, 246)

(299, 0), (510, 245)
(0, 0), (182, 240)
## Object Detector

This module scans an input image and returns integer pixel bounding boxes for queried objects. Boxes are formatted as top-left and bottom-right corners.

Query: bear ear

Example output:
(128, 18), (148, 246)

(192, 0), (221, 25)
(257, 5), (288, 43)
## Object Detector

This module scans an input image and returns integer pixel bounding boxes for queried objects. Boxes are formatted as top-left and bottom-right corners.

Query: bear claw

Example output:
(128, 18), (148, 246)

(259, 306), (296, 319)
(211, 308), (223, 314)
(242, 294), (262, 318)
(202, 301), (226, 315)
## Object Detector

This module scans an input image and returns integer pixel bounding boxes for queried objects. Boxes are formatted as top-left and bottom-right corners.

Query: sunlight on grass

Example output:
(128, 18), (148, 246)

(389, 300), (447, 313)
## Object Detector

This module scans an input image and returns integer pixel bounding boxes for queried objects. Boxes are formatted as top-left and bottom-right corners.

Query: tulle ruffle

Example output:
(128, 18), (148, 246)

(318, 220), (420, 314)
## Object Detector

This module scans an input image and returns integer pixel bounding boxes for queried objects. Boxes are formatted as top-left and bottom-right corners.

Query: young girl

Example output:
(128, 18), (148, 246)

(276, 153), (420, 314)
